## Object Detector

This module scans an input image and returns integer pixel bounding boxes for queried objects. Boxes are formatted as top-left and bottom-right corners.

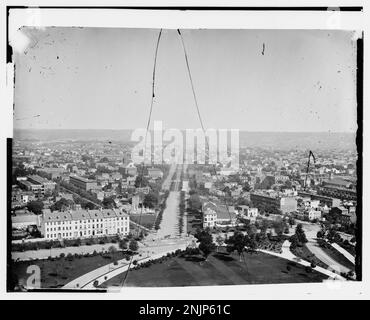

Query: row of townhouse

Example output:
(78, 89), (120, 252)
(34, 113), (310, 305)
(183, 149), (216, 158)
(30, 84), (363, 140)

(41, 208), (129, 240)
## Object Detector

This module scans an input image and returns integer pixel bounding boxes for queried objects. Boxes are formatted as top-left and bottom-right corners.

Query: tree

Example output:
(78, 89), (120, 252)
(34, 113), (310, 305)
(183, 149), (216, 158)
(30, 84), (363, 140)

(284, 180), (293, 188)
(225, 231), (249, 261)
(288, 216), (296, 227)
(50, 198), (73, 212)
(81, 154), (92, 162)
(129, 239), (139, 252)
(143, 192), (159, 209)
(108, 245), (118, 263)
(83, 202), (96, 210)
(292, 223), (308, 246)
(102, 196), (116, 209)
(108, 245), (117, 254)
(198, 237), (216, 262)
(316, 230), (325, 239)
(215, 235), (224, 252)
(135, 175), (149, 188)
(27, 201), (44, 215)
(194, 229), (216, 261)
(119, 239), (128, 250)
(242, 182), (251, 192)
(188, 194), (202, 212)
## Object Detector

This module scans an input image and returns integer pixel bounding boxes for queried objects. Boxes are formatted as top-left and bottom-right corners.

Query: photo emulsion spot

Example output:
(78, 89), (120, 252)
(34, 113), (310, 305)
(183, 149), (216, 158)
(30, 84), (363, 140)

(8, 27), (361, 291)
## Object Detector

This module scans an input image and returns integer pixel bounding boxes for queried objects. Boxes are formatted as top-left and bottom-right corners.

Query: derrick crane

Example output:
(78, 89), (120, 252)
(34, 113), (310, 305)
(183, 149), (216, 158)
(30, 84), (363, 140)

(304, 150), (316, 190)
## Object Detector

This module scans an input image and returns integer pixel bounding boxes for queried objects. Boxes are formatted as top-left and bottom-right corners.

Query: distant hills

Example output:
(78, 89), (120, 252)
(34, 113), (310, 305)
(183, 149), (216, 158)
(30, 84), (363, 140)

(13, 129), (357, 151)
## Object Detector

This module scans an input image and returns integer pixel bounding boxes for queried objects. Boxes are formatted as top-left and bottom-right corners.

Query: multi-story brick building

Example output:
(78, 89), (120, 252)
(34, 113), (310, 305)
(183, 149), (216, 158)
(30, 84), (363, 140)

(69, 175), (97, 191)
(250, 192), (297, 214)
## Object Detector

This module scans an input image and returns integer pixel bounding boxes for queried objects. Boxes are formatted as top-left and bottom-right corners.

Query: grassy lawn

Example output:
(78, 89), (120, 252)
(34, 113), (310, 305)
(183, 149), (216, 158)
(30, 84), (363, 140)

(291, 244), (328, 269)
(317, 240), (355, 270)
(99, 251), (327, 288)
(10, 251), (130, 289)
(130, 214), (157, 229)
(335, 241), (356, 256)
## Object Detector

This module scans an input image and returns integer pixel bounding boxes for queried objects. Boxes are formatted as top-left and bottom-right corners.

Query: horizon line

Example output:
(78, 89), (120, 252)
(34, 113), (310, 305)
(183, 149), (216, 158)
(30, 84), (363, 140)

(13, 128), (357, 134)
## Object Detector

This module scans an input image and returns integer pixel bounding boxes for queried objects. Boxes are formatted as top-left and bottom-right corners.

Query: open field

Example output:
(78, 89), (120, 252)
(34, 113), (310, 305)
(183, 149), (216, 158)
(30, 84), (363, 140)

(100, 251), (327, 288)
(10, 251), (130, 289)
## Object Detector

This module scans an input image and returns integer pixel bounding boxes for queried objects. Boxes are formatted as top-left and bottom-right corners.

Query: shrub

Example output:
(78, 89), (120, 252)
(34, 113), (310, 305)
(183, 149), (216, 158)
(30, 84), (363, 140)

(59, 253), (65, 258)
(310, 262), (317, 268)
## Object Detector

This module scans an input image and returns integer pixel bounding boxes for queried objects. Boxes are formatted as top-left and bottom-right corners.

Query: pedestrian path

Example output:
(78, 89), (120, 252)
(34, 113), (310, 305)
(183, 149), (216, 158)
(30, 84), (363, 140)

(331, 242), (355, 264)
(257, 240), (347, 281)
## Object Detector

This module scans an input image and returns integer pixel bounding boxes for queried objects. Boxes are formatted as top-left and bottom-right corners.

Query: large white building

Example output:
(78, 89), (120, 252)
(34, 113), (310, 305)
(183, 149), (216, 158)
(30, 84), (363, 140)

(202, 201), (238, 228)
(41, 208), (130, 240)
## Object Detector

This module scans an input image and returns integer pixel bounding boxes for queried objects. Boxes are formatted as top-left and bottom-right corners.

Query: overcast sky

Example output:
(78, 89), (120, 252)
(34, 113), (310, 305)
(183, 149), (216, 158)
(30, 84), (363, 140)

(13, 28), (357, 132)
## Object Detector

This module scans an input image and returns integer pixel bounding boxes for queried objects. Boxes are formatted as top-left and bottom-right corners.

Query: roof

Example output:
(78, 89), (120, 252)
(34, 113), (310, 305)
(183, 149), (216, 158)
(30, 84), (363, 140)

(70, 175), (94, 183)
(71, 210), (91, 220)
(88, 209), (104, 219)
(101, 209), (117, 219)
(18, 180), (34, 187)
(203, 201), (236, 220)
(323, 178), (352, 188)
(27, 175), (48, 184)
(114, 209), (129, 218)
(43, 211), (73, 222)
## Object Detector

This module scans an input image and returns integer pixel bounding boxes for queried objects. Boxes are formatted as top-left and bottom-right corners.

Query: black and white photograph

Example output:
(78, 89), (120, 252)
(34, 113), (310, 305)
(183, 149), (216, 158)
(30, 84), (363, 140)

(1, 2), (368, 301)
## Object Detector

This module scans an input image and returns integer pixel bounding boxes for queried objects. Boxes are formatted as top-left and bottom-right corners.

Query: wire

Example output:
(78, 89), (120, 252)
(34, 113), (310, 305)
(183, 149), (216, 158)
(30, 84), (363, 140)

(177, 29), (234, 224)
(177, 29), (206, 133)
(121, 28), (162, 288)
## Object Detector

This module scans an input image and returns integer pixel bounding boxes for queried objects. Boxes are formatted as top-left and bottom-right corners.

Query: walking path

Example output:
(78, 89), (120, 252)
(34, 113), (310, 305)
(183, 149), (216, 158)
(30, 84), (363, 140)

(63, 238), (192, 289)
(257, 240), (346, 281)
(298, 221), (353, 274)
(306, 241), (351, 274)
(331, 243), (355, 264)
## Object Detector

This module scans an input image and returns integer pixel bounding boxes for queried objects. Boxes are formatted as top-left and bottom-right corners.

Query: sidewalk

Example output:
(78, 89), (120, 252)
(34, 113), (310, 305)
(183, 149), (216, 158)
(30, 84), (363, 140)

(64, 238), (192, 289)
(331, 242), (355, 264)
(66, 242), (189, 289)
(257, 240), (347, 281)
